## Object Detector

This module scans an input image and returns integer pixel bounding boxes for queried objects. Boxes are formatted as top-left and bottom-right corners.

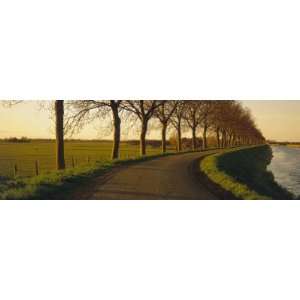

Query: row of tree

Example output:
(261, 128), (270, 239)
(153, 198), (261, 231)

(4, 100), (265, 170)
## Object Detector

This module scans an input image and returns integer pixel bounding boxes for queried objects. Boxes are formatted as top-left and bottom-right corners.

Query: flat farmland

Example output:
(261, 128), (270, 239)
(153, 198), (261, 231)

(0, 141), (174, 178)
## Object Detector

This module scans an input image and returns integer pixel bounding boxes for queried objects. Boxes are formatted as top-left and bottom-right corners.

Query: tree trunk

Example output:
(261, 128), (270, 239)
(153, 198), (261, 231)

(161, 122), (167, 153)
(228, 134), (232, 147)
(203, 125), (208, 150)
(222, 131), (227, 148)
(55, 100), (65, 170)
(111, 102), (121, 159)
(177, 125), (182, 152)
(232, 134), (236, 147)
(216, 129), (220, 148)
(140, 119), (148, 156)
(192, 127), (197, 151)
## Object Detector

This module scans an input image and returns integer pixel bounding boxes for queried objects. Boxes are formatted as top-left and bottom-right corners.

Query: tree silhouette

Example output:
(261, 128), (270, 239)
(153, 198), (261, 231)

(122, 100), (163, 155)
(65, 100), (123, 159)
(154, 100), (178, 153)
(55, 100), (65, 170)
(170, 101), (187, 152)
(183, 101), (203, 150)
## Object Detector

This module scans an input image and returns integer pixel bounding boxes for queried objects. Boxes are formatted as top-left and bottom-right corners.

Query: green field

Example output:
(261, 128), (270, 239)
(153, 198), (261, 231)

(0, 140), (174, 178)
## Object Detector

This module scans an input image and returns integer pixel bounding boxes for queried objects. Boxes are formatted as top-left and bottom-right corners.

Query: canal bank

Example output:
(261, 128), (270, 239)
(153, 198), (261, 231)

(200, 145), (295, 200)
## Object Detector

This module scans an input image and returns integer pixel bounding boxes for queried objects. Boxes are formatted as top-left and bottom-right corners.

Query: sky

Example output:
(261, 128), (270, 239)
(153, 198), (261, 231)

(242, 100), (300, 142)
(0, 100), (299, 142)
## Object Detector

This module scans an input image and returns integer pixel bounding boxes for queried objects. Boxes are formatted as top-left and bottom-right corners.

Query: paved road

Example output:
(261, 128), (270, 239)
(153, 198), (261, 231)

(73, 151), (219, 200)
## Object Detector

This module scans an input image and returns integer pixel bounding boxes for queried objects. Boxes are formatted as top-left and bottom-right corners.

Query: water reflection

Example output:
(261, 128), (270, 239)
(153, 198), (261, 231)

(268, 146), (300, 197)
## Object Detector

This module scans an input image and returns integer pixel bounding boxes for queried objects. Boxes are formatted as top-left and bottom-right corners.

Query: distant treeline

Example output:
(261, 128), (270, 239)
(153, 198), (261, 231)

(0, 137), (172, 146)
(1, 137), (31, 143)
(267, 140), (300, 145)
(0, 137), (208, 149)
(0, 137), (110, 143)
(0, 137), (166, 144)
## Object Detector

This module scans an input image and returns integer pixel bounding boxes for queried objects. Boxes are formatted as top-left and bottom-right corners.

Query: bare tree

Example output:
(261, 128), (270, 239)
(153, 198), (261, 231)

(170, 101), (187, 152)
(209, 100), (265, 148)
(199, 101), (218, 149)
(154, 100), (178, 153)
(210, 101), (234, 148)
(65, 100), (123, 159)
(183, 101), (203, 151)
(122, 100), (163, 155)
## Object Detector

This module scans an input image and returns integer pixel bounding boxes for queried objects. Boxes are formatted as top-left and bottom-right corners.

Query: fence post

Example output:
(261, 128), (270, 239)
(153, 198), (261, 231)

(87, 156), (90, 164)
(14, 163), (18, 177)
(72, 156), (75, 168)
(35, 160), (39, 176)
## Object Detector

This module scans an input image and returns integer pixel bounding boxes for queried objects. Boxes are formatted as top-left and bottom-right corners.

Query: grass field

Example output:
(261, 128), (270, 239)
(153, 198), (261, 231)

(0, 140), (175, 178)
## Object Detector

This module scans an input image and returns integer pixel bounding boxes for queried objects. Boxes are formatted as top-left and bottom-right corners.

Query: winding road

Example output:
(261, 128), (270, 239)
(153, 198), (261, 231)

(73, 150), (219, 200)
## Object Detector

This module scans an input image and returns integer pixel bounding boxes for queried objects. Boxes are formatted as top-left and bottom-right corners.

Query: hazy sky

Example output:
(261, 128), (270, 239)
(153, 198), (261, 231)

(0, 100), (299, 142)
(242, 100), (300, 142)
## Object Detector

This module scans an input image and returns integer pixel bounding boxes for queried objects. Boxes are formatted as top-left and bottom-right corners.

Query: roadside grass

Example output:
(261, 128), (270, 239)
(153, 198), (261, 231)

(200, 145), (294, 200)
(0, 152), (181, 200)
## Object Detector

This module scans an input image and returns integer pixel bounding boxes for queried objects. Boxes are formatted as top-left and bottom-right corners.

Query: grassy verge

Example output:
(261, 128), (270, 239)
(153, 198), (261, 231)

(0, 151), (184, 200)
(200, 145), (294, 200)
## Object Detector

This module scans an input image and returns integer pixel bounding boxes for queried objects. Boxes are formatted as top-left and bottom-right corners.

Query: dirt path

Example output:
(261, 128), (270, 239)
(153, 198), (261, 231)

(72, 150), (219, 200)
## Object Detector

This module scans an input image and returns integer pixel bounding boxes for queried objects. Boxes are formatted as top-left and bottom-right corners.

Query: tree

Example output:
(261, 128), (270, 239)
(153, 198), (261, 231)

(65, 100), (123, 159)
(154, 100), (178, 153)
(183, 101), (203, 150)
(122, 100), (163, 155)
(210, 102), (222, 148)
(199, 101), (218, 150)
(55, 100), (65, 170)
(2, 100), (67, 170)
(170, 101), (187, 152)
(210, 101), (235, 148)
(208, 100), (265, 148)
(110, 100), (122, 159)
